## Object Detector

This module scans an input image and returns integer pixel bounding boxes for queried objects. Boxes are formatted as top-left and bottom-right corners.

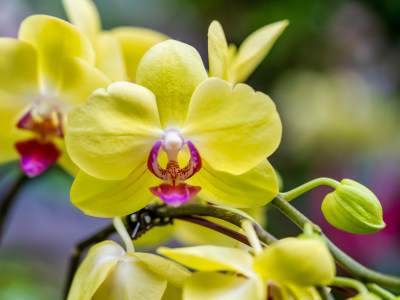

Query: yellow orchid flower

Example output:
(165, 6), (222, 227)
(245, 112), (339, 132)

(66, 39), (281, 217)
(62, 0), (168, 82)
(208, 19), (289, 84)
(67, 240), (190, 300)
(158, 237), (336, 300)
(0, 15), (110, 177)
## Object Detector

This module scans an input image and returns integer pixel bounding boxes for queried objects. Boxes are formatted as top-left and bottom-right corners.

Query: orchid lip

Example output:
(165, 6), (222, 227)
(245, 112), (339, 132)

(147, 134), (202, 205)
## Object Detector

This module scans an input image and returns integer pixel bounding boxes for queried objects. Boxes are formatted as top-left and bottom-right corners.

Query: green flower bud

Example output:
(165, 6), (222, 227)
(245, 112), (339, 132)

(321, 179), (385, 234)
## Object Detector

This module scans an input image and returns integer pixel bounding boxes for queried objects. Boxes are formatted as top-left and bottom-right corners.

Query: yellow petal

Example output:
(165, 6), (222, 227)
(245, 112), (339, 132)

(229, 20), (289, 83)
(134, 225), (173, 249)
(183, 272), (265, 300)
(208, 21), (229, 80)
(190, 159), (278, 207)
(0, 128), (31, 164)
(132, 252), (190, 287)
(19, 15), (95, 94)
(0, 38), (38, 95)
(253, 238), (336, 286)
(67, 241), (124, 300)
(62, 0), (101, 42)
(112, 26), (168, 82)
(157, 246), (254, 277)
(161, 284), (182, 300)
(54, 138), (80, 176)
(58, 56), (111, 107)
(136, 40), (207, 128)
(66, 81), (163, 180)
(94, 32), (127, 81)
(70, 165), (161, 217)
(93, 257), (167, 300)
(183, 78), (282, 175)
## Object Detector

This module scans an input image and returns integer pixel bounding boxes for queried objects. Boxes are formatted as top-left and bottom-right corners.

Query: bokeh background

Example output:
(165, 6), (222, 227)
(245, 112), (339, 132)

(0, 0), (399, 299)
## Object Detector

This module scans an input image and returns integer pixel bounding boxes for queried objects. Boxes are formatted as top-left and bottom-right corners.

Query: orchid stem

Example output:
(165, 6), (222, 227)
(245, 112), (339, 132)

(367, 283), (396, 299)
(332, 276), (369, 294)
(0, 170), (28, 245)
(280, 177), (339, 202)
(63, 224), (115, 299)
(271, 194), (400, 292)
(316, 285), (334, 300)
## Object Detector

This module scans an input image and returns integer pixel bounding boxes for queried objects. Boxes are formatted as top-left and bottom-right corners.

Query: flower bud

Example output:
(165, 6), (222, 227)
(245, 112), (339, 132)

(321, 179), (385, 234)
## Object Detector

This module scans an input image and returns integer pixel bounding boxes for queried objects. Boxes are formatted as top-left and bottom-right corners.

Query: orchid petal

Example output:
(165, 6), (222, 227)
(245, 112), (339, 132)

(0, 128), (30, 165)
(112, 27), (168, 82)
(157, 246), (254, 277)
(208, 21), (229, 80)
(94, 32), (126, 81)
(183, 78), (282, 175)
(190, 159), (278, 207)
(132, 252), (190, 287)
(253, 238), (335, 286)
(19, 15), (94, 95)
(93, 257), (167, 300)
(183, 272), (265, 300)
(67, 241), (124, 300)
(136, 40), (207, 128)
(62, 0), (101, 42)
(0, 38), (38, 95)
(58, 57), (111, 107)
(70, 165), (160, 217)
(66, 81), (162, 180)
(229, 20), (288, 83)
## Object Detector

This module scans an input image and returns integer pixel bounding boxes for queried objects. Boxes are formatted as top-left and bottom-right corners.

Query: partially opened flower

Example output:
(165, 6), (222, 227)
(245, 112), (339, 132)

(0, 15), (110, 176)
(158, 237), (335, 300)
(208, 19), (288, 84)
(67, 240), (190, 300)
(66, 39), (281, 217)
(63, 0), (168, 82)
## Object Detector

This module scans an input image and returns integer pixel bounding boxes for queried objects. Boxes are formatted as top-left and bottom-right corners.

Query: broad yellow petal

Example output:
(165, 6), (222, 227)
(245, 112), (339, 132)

(208, 21), (229, 80)
(67, 241), (123, 300)
(19, 15), (95, 94)
(70, 165), (161, 217)
(66, 81), (163, 180)
(157, 245), (254, 277)
(0, 128), (31, 164)
(136, 40), (207, 128)
(190, 159), (278, 207)
(58, 56), (111, 107)
(183, 78), (282, 175)
(54, 138), (79, 176)
(62, 0), (101, 42)
(162, 284), (182, 300)
(253, 238), (335, 286)
(183, 272), (265, 300)
(229, 20), (288, 83)
(94, 32), (126, 81)
(0, 38), (38, 95)
(112, 27), (168, 82)
(132, 252), (190, 287)
(93, 257), (167, 300)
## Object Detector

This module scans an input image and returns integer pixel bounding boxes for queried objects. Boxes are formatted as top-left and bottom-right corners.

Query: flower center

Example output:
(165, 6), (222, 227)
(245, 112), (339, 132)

(147, 131), (202, 206)
(15, 96), (63, 177)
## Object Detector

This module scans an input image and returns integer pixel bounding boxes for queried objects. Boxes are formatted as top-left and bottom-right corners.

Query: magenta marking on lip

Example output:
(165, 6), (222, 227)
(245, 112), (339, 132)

(15, 138), (61, 177)
(150, 183), (201, 206)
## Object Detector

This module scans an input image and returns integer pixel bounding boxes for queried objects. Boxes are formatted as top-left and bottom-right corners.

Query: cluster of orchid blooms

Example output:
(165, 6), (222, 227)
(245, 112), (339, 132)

(0, 0), (396, 299)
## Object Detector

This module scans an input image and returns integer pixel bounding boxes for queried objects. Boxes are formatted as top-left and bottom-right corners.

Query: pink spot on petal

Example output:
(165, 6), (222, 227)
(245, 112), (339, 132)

(15, 139), (61, 177)
(150, 183), (201, 206)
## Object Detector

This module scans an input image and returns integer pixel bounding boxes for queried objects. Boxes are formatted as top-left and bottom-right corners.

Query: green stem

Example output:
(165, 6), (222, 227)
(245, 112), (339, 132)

(271, 194), (400, 292)
(367, 283), (396, 299)
(0, 170), (29, 244)
(332, 276), (369, 294)
(280, 177), (339, 202)
(153, 203), (277, 245)
(316, 285), (335, 300)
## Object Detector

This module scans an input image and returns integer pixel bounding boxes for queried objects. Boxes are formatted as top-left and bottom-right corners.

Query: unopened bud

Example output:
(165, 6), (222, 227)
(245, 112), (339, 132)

(321, 179), (385, 234)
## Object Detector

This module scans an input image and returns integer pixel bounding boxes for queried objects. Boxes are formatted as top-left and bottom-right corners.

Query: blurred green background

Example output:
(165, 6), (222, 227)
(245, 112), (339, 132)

(0, 0), (399, 299)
